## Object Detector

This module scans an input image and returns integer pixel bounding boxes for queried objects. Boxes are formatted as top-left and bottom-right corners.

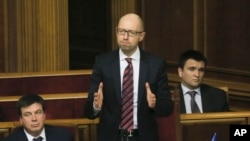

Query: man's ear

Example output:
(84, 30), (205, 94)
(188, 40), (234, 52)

(44, 112), (46, 120)
(139, 32), (146, 42)
(178, 67), (183, 77)
(19, 117), (23, 125)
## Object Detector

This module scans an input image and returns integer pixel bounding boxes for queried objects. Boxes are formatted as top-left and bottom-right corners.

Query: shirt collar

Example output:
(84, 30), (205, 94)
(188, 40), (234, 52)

(181, 83), (201, 95)
(25, 127), (46, 141)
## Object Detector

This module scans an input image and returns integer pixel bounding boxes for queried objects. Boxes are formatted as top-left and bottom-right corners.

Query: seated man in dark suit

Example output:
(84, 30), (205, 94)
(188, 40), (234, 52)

(4, 94), (73, 141)
(178, 49), (229, 114)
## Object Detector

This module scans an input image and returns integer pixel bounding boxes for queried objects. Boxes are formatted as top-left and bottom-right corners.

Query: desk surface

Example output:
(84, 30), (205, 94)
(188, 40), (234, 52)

(180, 111), (250, 141)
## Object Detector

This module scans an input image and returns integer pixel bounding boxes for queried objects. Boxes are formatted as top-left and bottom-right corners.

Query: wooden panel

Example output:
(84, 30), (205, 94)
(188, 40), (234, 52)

(1, 0), (69, 72)
(0, 70), (92, 95)
(0, 70), (92, 121)
(5, 0), (18, 72)
(205, 0), (250, 71)
(68, 0), (109, 69)
(140, 0), (250, 90)
(0, 0), (6, 72)
(0, 122), (14, 139)
(0, 92), (88, 102)
(141, 0), (194, 63)
(180, 112), (250, 141)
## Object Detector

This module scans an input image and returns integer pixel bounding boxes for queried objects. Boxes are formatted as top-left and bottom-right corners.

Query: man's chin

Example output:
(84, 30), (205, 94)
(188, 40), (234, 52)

(120, 47), (132, 53)
(31, 126), (42, 131)
(120, 46), (130, 50)
(191, 84), (201, 89)
(25, 127), (43, 136)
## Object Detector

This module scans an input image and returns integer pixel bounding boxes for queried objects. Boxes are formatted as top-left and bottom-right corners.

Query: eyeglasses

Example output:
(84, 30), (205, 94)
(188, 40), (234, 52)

(116, 28), (143, 37)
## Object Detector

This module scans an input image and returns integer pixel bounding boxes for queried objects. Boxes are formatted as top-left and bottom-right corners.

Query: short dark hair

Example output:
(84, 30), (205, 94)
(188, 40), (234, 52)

(17, 94), (45, 116)
(178, 49), (207, 68)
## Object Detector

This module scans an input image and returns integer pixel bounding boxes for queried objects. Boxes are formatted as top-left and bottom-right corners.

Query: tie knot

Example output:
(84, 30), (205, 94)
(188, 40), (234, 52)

(188, 91), (197, 98)
(125, 58), (132, 64)
(33, 136), (43, 141)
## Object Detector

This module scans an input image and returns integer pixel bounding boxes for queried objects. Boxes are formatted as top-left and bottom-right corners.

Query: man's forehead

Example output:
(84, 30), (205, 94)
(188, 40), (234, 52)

(21, 103), (42, 111)
(185, 59), (205, 65)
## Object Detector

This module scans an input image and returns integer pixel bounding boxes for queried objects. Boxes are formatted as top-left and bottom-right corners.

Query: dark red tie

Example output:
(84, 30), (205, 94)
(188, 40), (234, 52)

(188, 91), (201, 113)
(120, 58), (134, 131)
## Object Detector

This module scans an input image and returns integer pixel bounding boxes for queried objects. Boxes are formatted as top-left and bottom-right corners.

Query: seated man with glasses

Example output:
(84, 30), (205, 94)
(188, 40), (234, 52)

(4, 94), (73, 141)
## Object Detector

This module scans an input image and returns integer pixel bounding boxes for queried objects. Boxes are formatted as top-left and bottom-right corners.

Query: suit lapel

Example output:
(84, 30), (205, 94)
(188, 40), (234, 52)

(112, 51), (122, 103)
(137, 51), (148, 106)
(19, 128), (29, 141)
(200, 85), (209, 112)
(44, 125), (56, 141)
(178, 84), (187, 113)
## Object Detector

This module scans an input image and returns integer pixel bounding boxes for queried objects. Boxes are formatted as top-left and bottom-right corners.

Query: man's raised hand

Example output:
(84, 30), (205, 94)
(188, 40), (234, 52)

(145, 82), (156, 108)
(94, 82), (103, 109)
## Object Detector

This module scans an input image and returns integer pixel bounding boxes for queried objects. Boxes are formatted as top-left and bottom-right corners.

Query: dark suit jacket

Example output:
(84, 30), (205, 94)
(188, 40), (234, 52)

(179, 84), (229, 114)
(4, 124), (73, 141)
(84, 49), (173, 141)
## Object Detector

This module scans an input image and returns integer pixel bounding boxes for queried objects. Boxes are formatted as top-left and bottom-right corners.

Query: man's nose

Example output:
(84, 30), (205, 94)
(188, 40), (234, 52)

(31, 114), (37, 120)
(123, 32), (129, 39)
(194, 70), (200, 76)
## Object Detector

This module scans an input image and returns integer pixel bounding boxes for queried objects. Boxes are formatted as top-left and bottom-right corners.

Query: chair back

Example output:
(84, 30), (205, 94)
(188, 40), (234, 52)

(156, 86), (181, 141)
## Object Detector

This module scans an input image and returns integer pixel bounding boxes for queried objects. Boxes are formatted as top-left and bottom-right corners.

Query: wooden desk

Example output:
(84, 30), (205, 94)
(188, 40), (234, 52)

(0, 122), (15, 139)
(180, 111), (250, 141)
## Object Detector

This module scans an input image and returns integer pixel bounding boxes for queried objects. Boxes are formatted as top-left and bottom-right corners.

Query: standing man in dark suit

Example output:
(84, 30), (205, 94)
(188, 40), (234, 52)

(84, 13), (173, 141)
(4, 94), (73, 141)
(178, 49), (229, 114)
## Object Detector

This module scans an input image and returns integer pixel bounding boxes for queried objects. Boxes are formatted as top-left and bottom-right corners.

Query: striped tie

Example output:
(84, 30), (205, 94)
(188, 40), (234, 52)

(120, 58), (134, 131)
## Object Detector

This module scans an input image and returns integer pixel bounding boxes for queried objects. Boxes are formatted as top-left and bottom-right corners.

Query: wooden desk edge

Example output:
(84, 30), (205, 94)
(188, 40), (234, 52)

(0, 118), (99, 128)
(0, 92), (89, 102)
(181, 111), (250, 120)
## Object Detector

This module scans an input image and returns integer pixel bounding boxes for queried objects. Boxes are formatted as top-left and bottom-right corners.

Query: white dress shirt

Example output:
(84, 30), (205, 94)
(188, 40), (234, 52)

(119, 47), (140, 129)
(181, 84), (203, 114)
